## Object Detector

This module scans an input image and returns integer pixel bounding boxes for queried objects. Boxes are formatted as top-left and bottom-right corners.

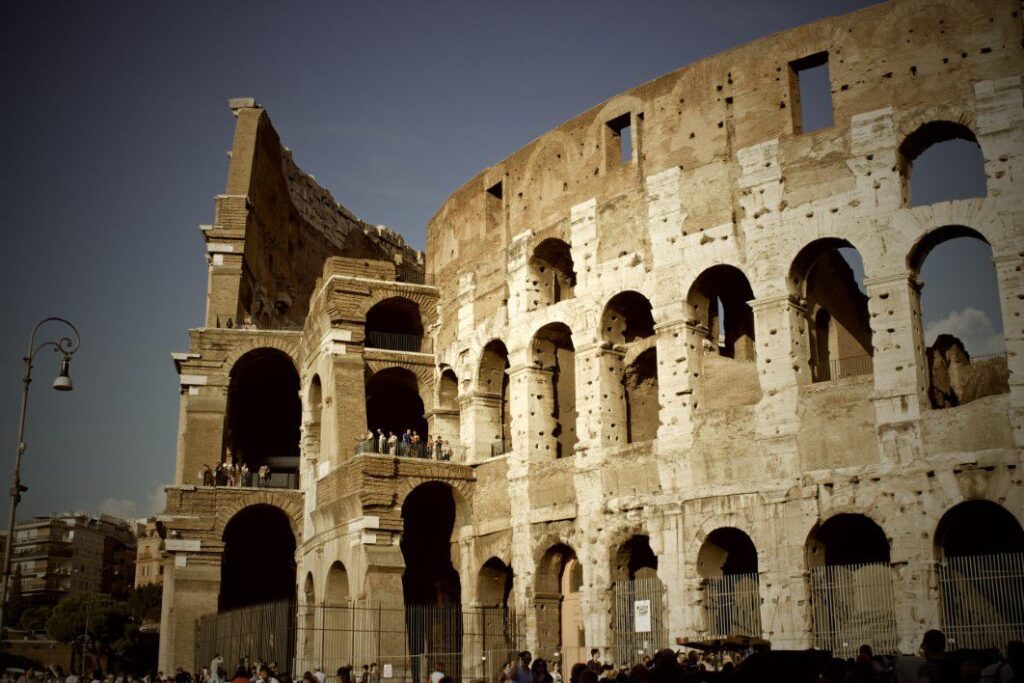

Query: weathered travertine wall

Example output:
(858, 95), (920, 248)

(159, 0), (1024, 673)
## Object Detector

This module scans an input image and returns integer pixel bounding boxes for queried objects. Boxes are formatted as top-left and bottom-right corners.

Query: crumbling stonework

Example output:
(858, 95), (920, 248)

(158, 0), (1024, 673)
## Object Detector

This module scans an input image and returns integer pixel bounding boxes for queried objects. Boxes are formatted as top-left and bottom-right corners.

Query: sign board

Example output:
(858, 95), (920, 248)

(382, 665), (393, 679)
(634, 599), (651, 633)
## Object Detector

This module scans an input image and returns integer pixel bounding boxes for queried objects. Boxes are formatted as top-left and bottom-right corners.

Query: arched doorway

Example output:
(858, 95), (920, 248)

(479, 340), (512, 456)
(935, 500), (1024, 650)
(477, 558), (517, 681)
(531, 323), (577, 458)
(611, 536), (667, 665)
(908, 226), (1007, 409)
(321, 561), (351, 671)
(696, 528), (761, 638)
(365, 367), (427, 451)
(224, 348), (301, 487)
(789, 239), (873, 382)
(401, 482), (462, 679)
(305, 375), (323, 456)
(535, 544), (583, 665)
(219, 504), (297, 610)
(365, 296), (425, 352)
(601, 292), (659, 445)
(806, 514), (897, 658)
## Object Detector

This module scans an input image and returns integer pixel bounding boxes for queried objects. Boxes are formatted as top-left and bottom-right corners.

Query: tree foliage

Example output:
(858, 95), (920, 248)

(126, 583), (162, 623)
(18, 605), (52, 631)
(46, 592), (131, 655)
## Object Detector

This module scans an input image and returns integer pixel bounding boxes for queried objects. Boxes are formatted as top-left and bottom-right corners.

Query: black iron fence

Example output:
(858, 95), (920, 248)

(365, 332), (429, 353)
(354, 439), (456, 461)
(195, 599), (295, 673)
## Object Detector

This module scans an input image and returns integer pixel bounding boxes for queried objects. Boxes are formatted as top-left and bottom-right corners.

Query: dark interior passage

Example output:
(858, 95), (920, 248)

(698, 527), (759, 577)
(807, 514), (889, 568)
(401, 482), (461, 605)
(935, 500), (1024, 559)
(220, 504), (297, 610)
(365, 367), (428, 439)
(224, 348), (301, 477)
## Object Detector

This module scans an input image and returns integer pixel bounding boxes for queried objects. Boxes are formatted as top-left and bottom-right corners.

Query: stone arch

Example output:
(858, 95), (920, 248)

(324, 560), (351, 606)
(364, 295), (426, 352)
(789, 238), (873, 382)
(686, 264), (756, 361)
(521, 131), (580, 208)
(529, 238), (577, 308)
(530, 322), (577, 458)
(219, 503), (298, 610)
(898, 119), (987, 207)
(611, 535), (659, 581)
(534, 542), (583, 663)
(601, 291), (659, 445)
(365, 366), (428, 443)
(477, 557), (514, 608)
(696, 527), (761, 639)
(476, 339), (512, 454)
(438, 367), (459, 410)
(907, 225), (1007, 409)
(214, 494), (304, 544)
(304, 374), (323, 456)
(806, 512), (890, 569)
(224, 347), (301, 484)
(221, 335), (302, 374)
(934, 499), (1024, 560)
(394, 476), (473, 531)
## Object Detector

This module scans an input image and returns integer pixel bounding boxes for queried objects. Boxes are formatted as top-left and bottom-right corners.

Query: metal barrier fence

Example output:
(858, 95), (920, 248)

(826, 354), (873, 381)
(294, 602), (525, 682)
(195, 599), (295, 673)
(353, 440), (455, 460)
(611, 577), (669, 668)
(938, 552), (1024, 651)
(703, 573), (762, 639)
(809, 562), (899, 659)
(365, 332), (428, 353)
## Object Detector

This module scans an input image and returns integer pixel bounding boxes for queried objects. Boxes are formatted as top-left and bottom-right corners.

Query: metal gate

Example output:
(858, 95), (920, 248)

(611, 577), (668, 667)
(703, 573), (762, 638)
(195, 599), (296, 673)
(808, 562), (899, 659)
(938, 552), (1024, 650)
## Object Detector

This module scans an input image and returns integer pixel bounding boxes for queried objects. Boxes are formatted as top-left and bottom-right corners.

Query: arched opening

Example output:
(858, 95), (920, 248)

(806, 514), (897, 658)
(790, 239), (873, 382)
(697, 528), (761, 638)
(687, 266), (760, 409)
(899, 121), (986, 207)
(433, 368), (460, 459)
(401, 482), (462, 679)
(529, 238), (576, 309)
(439, 369), (459, 410)
(602, 292), (659, 445)
(479, 340), (512, 456)
(531, 323), (577, 458)
(325, 561), (350, 605)
(224, 348), (300, 488)
(365, 296), (425, 352)
(535, 544), (583, 664)
(611, 536), (666, 663)
(934, 501), (1024, 650)
(477, 557), (517, 682)
(220, 504), (297, 610)
(302, 572), (316, 661)
(365, 367), (427, 452)
(305, 375), (323, 456)
(909, 226), (1007, 409)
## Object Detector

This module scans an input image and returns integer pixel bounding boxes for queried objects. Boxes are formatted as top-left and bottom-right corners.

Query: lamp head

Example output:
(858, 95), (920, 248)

(52, 355), (73, 391)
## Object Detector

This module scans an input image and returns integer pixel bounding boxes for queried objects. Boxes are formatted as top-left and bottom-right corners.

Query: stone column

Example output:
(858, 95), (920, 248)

(158, 551), (220, 670)
(330, 351), (369, 465)
(992, 249), (1024, 446)
(890, 523), (937, 654)
(570, 200), (598, 296)
(507, 231), (536, 317)
(749, 293), (809, 479)
(574, 343), (625, 457)
(176, 384), (227, 487)
(458, 391), (502, 463)
(864, 272), (927, 465)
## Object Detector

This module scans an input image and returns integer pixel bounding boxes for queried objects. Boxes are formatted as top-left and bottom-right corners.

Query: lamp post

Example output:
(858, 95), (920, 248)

(0, 317), (81, 640)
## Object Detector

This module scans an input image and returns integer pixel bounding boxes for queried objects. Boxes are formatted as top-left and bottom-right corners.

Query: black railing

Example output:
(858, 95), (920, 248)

(490, 438), (512, 457)
(198, 469), (299, 490)
(366, 331), (428, 353)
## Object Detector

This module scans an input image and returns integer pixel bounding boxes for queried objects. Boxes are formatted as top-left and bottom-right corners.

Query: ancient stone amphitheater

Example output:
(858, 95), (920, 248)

(157, 0), (1024, 676)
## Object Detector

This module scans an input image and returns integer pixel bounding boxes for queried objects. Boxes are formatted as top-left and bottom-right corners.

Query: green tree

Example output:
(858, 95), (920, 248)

(126, 584), (162, 623)
(7, 564), (26, 626)
(18, 605), (52, 631)
(46, 592), (131, 659)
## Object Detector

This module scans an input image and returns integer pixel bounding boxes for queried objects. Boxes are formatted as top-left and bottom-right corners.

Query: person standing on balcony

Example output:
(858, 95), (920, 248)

(241, 463), (251, 487)
(377, 429), (386, 453)
(441, 439), (452, 461)
(400, 429), (411, 456)
(433, 436), (443, 460)
(387, 431), (398, 455)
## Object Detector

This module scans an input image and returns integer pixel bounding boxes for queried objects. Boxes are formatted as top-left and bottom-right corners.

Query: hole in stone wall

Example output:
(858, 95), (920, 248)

(532, 323), (577, 458)
(606, 113), (633, 166)
(789, 51), (833, 133)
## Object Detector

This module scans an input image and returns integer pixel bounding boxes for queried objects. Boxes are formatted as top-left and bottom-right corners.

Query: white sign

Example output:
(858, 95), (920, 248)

(634, 599), (651, 633)
(382, 664), (393, 679)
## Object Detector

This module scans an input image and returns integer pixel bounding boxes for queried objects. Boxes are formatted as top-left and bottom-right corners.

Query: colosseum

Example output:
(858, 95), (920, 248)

(156, 0), (1024, 676)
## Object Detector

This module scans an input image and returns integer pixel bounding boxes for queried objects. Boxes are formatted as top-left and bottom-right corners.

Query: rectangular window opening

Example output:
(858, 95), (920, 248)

(485, 180), (504, 231)
(606, 113), (633, 165)
(790, 51), (834, 133)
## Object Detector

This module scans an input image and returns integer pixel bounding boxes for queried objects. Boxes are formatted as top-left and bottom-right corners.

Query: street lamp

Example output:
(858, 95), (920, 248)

(0, 317), (81, 639)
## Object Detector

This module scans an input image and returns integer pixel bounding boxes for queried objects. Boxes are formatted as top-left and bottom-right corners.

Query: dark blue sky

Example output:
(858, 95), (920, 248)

(0, 1), (1000, 524)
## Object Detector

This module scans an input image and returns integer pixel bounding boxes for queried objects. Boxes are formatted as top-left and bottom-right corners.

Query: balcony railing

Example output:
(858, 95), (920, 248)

(365, 331), (429, 353)
(490, 438), (512, 457)
(815, 354), (873, 382)
(354, 439), (455, 461)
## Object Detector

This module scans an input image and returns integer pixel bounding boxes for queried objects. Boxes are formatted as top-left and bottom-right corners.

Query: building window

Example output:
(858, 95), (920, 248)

(606, 113), (634, 166)
(789, 51), (833, 133)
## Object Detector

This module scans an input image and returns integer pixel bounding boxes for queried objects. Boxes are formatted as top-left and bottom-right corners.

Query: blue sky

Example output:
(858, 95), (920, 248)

(0, 1), (1002, 524)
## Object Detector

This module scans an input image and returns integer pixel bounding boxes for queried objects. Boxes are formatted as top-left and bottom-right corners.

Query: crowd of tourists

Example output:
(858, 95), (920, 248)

(197, 462), (273, 488)
(356, 429), (453, 460)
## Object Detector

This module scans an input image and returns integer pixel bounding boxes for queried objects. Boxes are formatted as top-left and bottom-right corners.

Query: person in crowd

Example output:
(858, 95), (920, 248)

(626, 665), (646, 683)
(577, 670), (598, 683)
(358, 666), (369, 683)
(300, 674), (315, 683)
(586, 650), (602, 676)
(513, 651), (534, 683)
(241, 463), (251, 487)
(918, 629), (957, 682)
(210, 657), (224, 683)
(258, 464), (270, 487)
(400, 429), (411, 457)
(411, 431), (421, 457)
(598, 665), (615, 681)
(498, 662), (513, 683)
(531, 660), (552, 683)
(312, 669), (324, 683)
(433, 436), (443, 460)
(441, 439), (452, 461)
(550, 662), (562, 683)
(386, 431), (397, 455)
(256, 669), (278, 683)
(367, 665), (378, 683)
(981, 640), (1023, 682)
(377, 429), (386, 453)
(231, 667), (249, 683)
(569, 664), (588, 683)
(428, 664), (444, 683)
